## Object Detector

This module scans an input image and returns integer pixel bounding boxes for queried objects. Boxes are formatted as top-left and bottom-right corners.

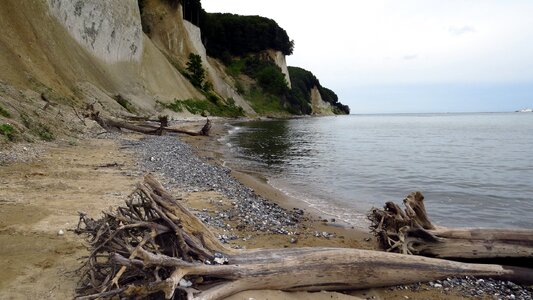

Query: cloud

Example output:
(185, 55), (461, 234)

(449, 25), (476, 36)
(403, 54), (418, 60)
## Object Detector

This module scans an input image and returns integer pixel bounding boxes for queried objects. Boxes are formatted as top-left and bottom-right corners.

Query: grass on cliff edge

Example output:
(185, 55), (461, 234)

(0, 124), (16, 141)
(160, 97), (244, 118)
(0, 104), (11, 118)
(244, 86), (286, 115)
(20, 114), (55, 141)
(114, 95), (137, 114)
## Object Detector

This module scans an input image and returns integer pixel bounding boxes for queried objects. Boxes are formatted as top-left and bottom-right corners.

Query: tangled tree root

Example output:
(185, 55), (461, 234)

(75, 177), (533, 300)
(368, 192), (533, 260)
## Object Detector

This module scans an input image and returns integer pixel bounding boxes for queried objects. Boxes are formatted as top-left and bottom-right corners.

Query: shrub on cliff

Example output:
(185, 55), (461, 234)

(0, 124), (16, 141)
(0, 104), (11, 118)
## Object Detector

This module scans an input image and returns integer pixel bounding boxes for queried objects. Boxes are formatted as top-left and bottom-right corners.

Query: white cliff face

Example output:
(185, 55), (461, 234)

(265, 50), (292, 88)
(47, 0), (143, 63)
(183, 21), (207, 62)
(310, 86), (334, 115)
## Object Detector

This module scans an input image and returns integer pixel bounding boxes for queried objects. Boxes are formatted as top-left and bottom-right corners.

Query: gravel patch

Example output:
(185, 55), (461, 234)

(389, 276), (532, 300)
(123, 135), (302, 234)
(0, 143), (46, 165)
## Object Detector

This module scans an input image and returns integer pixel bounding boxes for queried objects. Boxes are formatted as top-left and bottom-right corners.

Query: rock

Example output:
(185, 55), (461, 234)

(434, 283), (443, 288)
(290, 237), (298, 244)
(179, 279), (193, 287)
(57, 229), (65, 236)
(214, 257), (228, 265)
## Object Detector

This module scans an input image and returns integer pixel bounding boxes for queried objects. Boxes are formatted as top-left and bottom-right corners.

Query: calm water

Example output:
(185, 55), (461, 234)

(222, 113), (533, 229)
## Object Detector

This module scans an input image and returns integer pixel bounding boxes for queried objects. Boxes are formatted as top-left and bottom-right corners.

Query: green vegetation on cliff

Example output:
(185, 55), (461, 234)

(185, 53), (206, 89)
(0, 124), (15, 141)
(227, 55), (312, 115)
(160, 97), (244, 118)
(288, 67), (350, 114)
(201, 13), (294, 61)
(0, 104), (11, 118)
(141, 0), (350, 116)
(178, 0), (294, 61)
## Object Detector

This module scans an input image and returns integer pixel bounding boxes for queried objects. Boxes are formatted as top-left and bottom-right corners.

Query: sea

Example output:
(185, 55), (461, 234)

(221, 113), (533, 229)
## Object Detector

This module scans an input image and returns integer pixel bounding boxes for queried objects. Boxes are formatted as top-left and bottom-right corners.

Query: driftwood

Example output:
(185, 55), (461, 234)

(368, 191), (533, 260)
(85, 109), (211, 137)
(74, 176), (533, 300)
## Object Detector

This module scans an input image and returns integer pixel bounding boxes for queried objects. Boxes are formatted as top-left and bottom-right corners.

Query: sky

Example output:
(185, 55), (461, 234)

(201, 0), (533, 114)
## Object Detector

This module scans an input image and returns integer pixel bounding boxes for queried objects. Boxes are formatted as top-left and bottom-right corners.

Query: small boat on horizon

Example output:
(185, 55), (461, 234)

(516, 108), (533, 113)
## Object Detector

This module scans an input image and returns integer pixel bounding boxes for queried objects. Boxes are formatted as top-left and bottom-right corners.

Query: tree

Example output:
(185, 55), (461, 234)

(201, 13), (294, 59)
(256, 65), (289, 95)
(186, 53), (206, 88)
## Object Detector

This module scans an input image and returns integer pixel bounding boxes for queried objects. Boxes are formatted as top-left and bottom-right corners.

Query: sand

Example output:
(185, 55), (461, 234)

(0, 137), (140, 299)
(0, 125), (472, 299)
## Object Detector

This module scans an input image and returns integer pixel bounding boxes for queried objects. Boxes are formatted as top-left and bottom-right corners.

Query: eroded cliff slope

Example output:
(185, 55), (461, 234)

(1, 0), (202, 113)
(0, 0), (349, 144)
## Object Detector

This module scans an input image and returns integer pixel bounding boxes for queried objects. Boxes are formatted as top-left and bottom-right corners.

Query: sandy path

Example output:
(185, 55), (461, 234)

(0, 138), (139, 299)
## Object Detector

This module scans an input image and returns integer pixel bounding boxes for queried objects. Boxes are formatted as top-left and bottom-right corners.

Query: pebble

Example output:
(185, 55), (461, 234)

(179, 279), (193, 287)
(394, 276), (532, 300)
(214, 257), (229, 264)
(126, 136), (303, 234)
(57, 229), (65, 236)
(0, 143), (46, 164)
(118, 135), (533, 299)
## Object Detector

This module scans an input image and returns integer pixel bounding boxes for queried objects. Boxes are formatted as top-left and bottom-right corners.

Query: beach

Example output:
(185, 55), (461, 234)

(0, 119), (531, 299)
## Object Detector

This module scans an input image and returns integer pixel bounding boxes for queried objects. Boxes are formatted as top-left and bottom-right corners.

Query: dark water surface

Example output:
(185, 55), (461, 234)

(222, 113), (533, 228)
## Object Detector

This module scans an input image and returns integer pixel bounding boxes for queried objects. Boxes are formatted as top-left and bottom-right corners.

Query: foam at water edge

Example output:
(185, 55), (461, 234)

(268, 178), (370, 229)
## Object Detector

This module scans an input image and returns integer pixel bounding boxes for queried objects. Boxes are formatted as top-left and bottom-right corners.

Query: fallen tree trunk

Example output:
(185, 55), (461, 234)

(368, 191), (533, 260)
(74, 175), (533, 300)
(85, 110), (211, 136)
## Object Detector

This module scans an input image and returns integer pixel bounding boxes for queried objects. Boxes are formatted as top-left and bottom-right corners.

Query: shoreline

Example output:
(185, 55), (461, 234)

(1, 121), (531, 299)
(179, 119), (374, 248)
(207, 118), (372, 230)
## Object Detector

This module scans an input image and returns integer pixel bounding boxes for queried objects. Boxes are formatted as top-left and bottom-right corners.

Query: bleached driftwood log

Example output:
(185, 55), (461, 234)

(368, 191), (533, 260)
(85, 109), (211, 137)
(75, 176), (533, 300)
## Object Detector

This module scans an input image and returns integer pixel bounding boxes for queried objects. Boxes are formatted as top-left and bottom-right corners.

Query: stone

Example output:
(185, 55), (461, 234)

(179, 279), (193, 287)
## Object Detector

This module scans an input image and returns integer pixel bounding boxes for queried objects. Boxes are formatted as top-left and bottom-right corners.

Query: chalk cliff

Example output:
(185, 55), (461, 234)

(310, 86), (334, 115)
(0, 0), (202, 117)
(140, 0), (254, 114)
(265, 49), (292, 88)
(47, 0), (144, 63)
(0, 0), (348, 120)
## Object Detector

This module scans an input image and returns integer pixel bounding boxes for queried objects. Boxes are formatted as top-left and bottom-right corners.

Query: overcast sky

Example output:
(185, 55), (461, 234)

(201, 0), (533, 113)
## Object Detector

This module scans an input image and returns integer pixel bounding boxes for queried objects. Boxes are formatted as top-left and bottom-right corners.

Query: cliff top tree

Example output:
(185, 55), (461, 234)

(201, 13), (294, 59)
